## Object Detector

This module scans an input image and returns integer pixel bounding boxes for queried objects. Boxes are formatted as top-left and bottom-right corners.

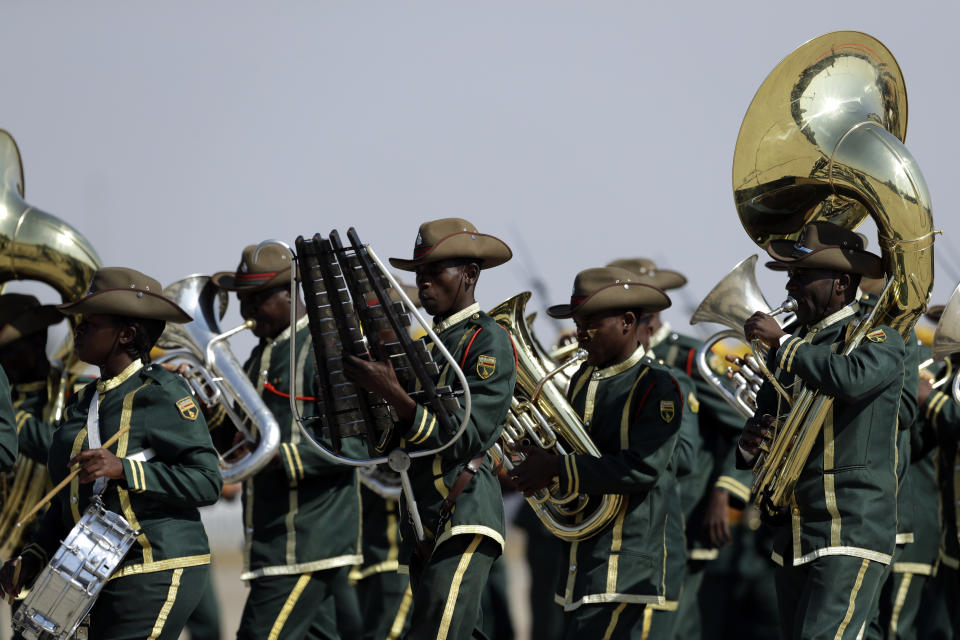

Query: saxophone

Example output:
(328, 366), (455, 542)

(733, 32), (934, 513)
(489, 292), (624, 542)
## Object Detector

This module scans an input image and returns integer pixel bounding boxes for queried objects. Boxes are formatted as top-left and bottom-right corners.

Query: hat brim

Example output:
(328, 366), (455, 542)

(0, 305), (65, 348)
(547, 282), (671, 320)
(211, 267), (291, 292)
(58, 290), (192, 323)
(388, 232), (512, 272)
(637, 269), (687, 291)
(765, 240), (883, 278)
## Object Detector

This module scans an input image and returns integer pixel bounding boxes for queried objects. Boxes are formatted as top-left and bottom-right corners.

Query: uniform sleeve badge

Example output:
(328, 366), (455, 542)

(176, 396), (199, 421)
(477, 355), (497, 379)
(866, 329), (887, 343)
(660, 400), (676, 423)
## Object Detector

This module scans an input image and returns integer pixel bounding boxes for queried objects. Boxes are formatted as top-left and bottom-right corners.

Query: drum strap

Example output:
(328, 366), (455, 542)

(87, 391), (109, 495)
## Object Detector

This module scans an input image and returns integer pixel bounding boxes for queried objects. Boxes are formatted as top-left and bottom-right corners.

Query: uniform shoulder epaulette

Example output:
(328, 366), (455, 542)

(141, 363), (188, 390)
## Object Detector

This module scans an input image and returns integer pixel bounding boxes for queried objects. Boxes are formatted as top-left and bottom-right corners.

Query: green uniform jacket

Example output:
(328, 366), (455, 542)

(651, 326), (750, 559)
(918, 378), (960, 570)
(553, 347), (682, 611)
(755, 306), (904, 567)
(351, 484), (402, 580)
(227, 316), (364, 580)
(393, 304), (516, 561)
(13, 380), (52, 463)
(24, 360), (222, 578)
(0, 365), (18, 470)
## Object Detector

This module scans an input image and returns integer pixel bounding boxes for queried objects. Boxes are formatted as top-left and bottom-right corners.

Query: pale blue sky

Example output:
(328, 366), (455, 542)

(4, 1), (958, 350)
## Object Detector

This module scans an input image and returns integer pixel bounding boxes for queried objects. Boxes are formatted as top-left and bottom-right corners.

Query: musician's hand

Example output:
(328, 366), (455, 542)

(342, 352), (416, 423)
(702, 488), (732, 548)
(743, 312), (785, 349)
(918, 376), (934, 407)
(230, 431), (252, 462)
(0, 554), (40, 600)
(70, 448), (125, 483)
(510, 446), (561, 497)
(738, 414), (775, 458)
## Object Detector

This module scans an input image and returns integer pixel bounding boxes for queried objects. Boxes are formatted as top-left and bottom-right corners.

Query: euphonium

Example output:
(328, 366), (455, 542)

(734, 32), (934, 513)
(690, 255), (797, 418)
(0, 129), (102, 556)
(156, 275), (281, 484)
(489, 292), (624, 542)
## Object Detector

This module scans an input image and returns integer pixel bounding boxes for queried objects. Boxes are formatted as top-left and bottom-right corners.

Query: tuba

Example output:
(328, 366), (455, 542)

(690, 255), (797, 418)
(734, 32), (934, 514)
(0, 129), (102, 556)
(155, 275), (281, 484)
(489, 292), (625, 542)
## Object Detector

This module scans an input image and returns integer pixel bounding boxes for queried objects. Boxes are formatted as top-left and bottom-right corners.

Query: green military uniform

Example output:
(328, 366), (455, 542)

(219, 316), (365, 640)
(11, 379), (51, 462)
(641, 365), (700, 639)
(23, 360), (223, 639)
(393, 303), (517, 639)
(754, 304), (905, 639)
(350, 484), (412, 640)
(915, 378), (960, 638)
(0, 364), (18, 470)
(553, 346), (682, 637)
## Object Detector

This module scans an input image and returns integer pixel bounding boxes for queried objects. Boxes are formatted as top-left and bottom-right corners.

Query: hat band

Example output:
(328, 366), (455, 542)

(570, 295), (588, 305)
(413, 245), (434, 258)
(235, 271), (280, 284)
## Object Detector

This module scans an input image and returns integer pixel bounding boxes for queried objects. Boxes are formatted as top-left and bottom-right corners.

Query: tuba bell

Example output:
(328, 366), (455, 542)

(156, 275), (281, 484)
(930, 282), (960, 403)
(733, 32), (934, 514)
(489, 292), (625, 542)
(0, 129), (102, 556)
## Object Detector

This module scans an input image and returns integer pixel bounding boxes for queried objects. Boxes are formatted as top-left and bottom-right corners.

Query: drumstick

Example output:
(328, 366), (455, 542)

(6, 556), (21, 604)
(16, 425), (131, 529)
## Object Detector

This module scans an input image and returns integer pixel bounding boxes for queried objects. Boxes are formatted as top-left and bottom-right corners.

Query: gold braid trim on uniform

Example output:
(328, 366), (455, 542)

(888, 572), (912, 635)
(688, 548), (720, 561)
(605, 496), (629, 593)
(352, 560), (400, 580)
(147, 567), (183, 640)
(792, 546), (892, 567)
(111, 554), (211, 580)
(435, 525), (504, 551)
(892, 561), (934, 575)
(437, 534), (483, 640)
(240, 554), (363, 581)
(640, 605), (653, 640)
(387, 585), (413, 640)
(937, 550), (959, 570)
(714, 476), (750, 502)
(833, 558), (869, 640)
(555, 592), (664, 612)
(649, 599), (680, 611)
(15, 411), (29, 433)
(268, 572), (312, 640)
(69, 427), (88, 523)
(603, 602), (628, 640)
(432, 304), (480, 334)
(97, 359), (144, 394)
(895, 533), (914, 544)
(117, 382), (153, 562)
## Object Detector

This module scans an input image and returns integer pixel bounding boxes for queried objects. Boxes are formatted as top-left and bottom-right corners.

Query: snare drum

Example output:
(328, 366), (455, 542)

(13, 497), (139, 640)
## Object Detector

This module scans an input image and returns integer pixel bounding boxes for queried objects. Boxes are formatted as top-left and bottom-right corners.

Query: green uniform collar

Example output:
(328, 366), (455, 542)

(433, 302), (481, 333)
(593, 345), (646, 380)
(807, 301), (858, 334)
(97, 359), (144, 394)
(649, 322), (672, 350)
(267, 315), (310, 345)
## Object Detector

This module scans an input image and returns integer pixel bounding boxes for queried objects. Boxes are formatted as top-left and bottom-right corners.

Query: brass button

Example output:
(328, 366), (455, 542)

(569, 564), (577, 572)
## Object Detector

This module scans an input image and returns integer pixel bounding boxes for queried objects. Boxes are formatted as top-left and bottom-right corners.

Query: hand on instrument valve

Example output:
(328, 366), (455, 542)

(738, 413), (775, 459)
(743, 311), (786, 349)
(918, 376), (934, 407)
(343, 345), (416, 423)
(509, 446), (561, 497)
(0, 554), (41, 602)
(69, 448), (125, 484)
(701, 488), (733, 548)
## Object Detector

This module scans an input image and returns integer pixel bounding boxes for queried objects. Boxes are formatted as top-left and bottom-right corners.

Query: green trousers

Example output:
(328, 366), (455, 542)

(406, 533), (499, 640)
(185, 577), (222, 640)
(237, 566), (359, 640)
(915, 563), (959, 638)
(775, 556), (887, 640)
(356, 569), (411, 640)
(88, 565), (209, 640)
(561, 603), (646, 640)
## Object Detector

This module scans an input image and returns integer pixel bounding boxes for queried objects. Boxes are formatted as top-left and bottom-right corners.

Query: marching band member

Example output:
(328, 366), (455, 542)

(512, 266), (683, 638)
(738, 222), (906, 639)
(211, 244), (364, 640)
(0, 267), (223, 639)
(345, 217), (517, 639)
(0, 293), (68, 462)
(0, 364), (17, 471)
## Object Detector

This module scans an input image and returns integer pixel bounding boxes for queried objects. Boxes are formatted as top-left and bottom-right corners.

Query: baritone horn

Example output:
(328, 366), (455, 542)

(156, 275), (281, 484)
(690, 255), (796, 418)
(734, 32), (934, 513)
(930, 282), (960, 403)
(0, 129), (102, 556)
(489, 292), (625, 542)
